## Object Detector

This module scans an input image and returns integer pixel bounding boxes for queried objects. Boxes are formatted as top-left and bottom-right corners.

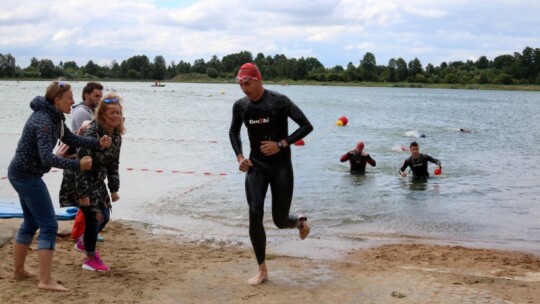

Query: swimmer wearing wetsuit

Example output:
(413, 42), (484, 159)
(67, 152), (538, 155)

(340, 141), (376, 174)
(399, 141), (441, 178)
(229, 63), (313, 286)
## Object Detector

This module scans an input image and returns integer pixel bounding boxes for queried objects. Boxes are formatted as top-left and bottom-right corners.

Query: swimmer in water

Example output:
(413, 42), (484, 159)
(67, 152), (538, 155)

(340, 141), (376, 174)
(399, 141), (441, 178)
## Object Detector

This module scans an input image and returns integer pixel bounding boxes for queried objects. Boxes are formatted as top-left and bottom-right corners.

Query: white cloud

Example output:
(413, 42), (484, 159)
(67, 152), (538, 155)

(0, 0), (539, 68)
(403, 6), (447, 18)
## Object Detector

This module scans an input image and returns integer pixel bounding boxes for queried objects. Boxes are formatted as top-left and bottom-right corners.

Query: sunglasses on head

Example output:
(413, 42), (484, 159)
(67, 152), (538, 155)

(235, 75), (258, 83)
(56, 81), (65, 87)
(103, 98), (119, 104)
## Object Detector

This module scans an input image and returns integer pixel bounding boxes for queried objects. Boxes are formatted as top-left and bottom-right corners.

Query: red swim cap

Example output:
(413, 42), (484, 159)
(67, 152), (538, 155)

(356, 141), (364, 151)
(237, 63), (262, 81)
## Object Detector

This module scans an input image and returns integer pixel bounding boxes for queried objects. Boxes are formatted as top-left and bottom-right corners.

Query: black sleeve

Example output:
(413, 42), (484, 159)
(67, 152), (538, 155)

(367, 154), (376, 167)
(228, 101), (244, 157)
(400, 158), (410, 172)
(284, 98), (313, 145)
(426, 155), (441, 167)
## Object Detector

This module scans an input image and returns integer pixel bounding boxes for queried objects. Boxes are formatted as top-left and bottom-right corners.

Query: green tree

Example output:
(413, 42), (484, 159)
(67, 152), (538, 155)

(176, 60), (191, 74)
(124, 55), (151, 79)
(0, 53), (17, 77)
(152, 55), (167, 80)
(475, 56), (489, 69)
(191, 58), (207, 74)
(254, 53), (267, 71)
(110, 60), (121, 78)
(38, 59), (55, 78)
(492, 54), (515, 70)
(345, 62), (358, 81)
(30, 57), (39, 68)
(407, 57), (424, 82)
(221, 51), (253, 74)
(395, 58), (408, 82)
(166, 61), (177, 79)
(83, 60), (99, 76)
(127, 69), (142, 79)
(206, 67), (219, 78)
(207, 55), (222, 73)
(358, 52), (377, 81)
(292, 57), (308, 80)
(384, 58), (397, 82)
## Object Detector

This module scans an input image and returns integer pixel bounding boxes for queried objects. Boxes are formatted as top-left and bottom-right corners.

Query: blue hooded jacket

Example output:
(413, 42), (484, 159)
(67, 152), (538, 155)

(8, 96), (99, 178)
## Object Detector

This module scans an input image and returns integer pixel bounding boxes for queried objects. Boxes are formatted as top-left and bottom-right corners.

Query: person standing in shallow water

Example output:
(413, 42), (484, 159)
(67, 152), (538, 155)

(399, 141), (441, 178)
(229, 63), (313, 286)
(340, 141), (376, 174)
(7, 81), (112, 291)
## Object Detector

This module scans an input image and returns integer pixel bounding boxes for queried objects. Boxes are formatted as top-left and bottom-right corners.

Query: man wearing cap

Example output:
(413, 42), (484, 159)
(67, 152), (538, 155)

(340, 141), (376, 174)
(229, 63), (313, 286)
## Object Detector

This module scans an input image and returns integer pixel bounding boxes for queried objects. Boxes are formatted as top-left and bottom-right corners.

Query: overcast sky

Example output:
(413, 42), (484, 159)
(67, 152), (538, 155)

(1, 0), (539, 69)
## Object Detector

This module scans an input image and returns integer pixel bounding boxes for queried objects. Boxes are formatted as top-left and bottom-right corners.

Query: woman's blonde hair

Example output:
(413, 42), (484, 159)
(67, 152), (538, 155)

(95, 93), (125, 135)
(45, 80), (71, 104)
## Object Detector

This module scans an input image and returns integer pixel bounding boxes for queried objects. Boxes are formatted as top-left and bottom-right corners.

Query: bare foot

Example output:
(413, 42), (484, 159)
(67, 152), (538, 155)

(247, 271), (268, 286)
(38, 280), (69, 292)
(13, 270), (35, 280)
(298, 216), (310, 240)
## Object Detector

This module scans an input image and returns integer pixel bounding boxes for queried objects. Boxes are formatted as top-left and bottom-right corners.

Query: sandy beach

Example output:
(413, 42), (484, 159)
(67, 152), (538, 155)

(1, 218), (539, 304)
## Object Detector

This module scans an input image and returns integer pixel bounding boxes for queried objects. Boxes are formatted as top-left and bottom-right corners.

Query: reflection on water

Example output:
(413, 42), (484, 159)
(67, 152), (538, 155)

(408, 178), (428, 191)
(1, 81), (540, 256)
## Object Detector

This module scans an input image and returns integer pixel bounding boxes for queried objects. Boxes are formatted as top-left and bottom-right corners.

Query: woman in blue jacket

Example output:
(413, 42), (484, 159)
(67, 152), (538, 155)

(7, 81), (112, 291)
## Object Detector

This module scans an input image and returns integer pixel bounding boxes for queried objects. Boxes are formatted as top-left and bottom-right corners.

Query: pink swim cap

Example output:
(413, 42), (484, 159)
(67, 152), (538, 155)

(356, 141), (364, 151)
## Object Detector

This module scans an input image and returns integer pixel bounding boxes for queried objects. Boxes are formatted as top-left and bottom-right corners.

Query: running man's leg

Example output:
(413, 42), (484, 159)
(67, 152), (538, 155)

(245, 168), (269, 265)
(269, 163), (297, 229)
(245, 168), (270, 285)
(270, 163), (310, 239)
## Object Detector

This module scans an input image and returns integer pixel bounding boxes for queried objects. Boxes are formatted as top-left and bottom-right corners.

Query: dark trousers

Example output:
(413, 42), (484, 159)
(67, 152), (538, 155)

(82, 204), (110, 255)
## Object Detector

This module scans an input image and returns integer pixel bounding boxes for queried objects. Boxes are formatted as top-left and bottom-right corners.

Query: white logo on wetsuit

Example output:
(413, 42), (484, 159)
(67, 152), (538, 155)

(249, 117), (270, 124)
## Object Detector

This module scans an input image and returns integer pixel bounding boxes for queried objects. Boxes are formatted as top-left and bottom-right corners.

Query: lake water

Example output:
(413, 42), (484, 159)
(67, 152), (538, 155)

(1, 80), (539, 258)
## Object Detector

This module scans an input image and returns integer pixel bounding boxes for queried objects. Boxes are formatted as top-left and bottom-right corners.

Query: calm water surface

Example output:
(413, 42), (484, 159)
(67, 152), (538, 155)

(1, 81), (539, 257)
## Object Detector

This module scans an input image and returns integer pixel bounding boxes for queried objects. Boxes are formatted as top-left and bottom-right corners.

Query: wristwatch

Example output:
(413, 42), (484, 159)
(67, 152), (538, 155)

(277, 141), (284, 149)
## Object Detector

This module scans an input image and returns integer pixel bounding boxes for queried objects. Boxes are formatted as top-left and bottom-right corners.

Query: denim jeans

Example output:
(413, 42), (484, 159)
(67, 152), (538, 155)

(8, 175), (58, 250)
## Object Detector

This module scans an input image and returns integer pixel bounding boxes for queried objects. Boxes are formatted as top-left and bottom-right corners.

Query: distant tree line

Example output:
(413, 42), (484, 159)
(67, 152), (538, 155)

(1, 47), (540, 85)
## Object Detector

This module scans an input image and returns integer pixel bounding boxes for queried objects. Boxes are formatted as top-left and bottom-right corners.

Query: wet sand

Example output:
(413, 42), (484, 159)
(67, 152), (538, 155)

(1, 219), (539, 304)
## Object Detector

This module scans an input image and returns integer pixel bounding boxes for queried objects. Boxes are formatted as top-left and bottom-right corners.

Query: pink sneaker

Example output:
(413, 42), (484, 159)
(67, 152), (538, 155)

(82, 253), (110, 272)
(74, 238), (85, 252)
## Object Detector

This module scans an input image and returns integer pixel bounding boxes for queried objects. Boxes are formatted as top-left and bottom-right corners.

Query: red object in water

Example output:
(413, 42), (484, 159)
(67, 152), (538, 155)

(294, 139), (305, 146)
(434, 168), (442, 175)
(338, 116), (348, 126)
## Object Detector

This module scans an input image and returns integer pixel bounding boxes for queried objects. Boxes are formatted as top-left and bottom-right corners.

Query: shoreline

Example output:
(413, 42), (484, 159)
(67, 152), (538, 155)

(4, 78), (540, 92)
(1, 218), (539, 303)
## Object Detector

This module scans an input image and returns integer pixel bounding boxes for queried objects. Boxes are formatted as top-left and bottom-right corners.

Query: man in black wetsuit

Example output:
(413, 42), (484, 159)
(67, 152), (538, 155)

(229, 63), (313, 286)
(399, 141), (441, 178)
(340, 141), (376, 174)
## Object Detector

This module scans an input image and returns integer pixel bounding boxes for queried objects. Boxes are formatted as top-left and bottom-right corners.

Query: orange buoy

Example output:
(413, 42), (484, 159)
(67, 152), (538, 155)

(434, 168), (442, 175)
(337, 116), (348, 126)
(294, 139), (305, 146)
